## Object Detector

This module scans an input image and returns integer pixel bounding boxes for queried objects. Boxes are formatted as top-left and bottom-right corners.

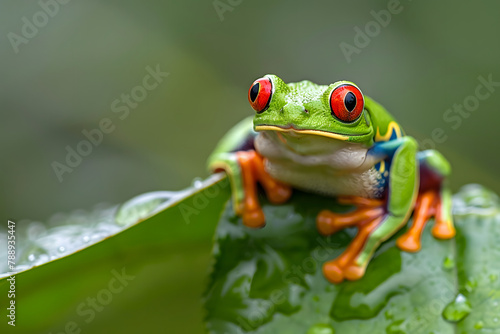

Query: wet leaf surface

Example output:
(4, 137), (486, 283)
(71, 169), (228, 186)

(204, 185), (500, 334)
(0, 174), (229, 334)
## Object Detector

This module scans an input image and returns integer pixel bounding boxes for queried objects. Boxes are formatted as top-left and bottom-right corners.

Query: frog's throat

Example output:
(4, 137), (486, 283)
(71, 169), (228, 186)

(254, 125), (368, 141)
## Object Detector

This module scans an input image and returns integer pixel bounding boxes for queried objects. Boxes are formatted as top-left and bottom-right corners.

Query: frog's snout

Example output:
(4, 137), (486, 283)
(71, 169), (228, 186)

(283, 102), (309, 123)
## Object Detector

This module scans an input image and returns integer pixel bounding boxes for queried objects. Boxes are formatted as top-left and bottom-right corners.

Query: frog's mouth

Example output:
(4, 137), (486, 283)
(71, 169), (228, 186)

(255, 125), (353, 141)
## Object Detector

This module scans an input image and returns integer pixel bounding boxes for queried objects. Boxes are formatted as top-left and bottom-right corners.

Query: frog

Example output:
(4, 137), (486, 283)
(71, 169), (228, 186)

(207, 74), (456, 284)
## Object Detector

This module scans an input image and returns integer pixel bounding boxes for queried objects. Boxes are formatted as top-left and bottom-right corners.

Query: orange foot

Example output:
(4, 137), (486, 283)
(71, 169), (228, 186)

(236, 150), (292, 228)
(317, 196), (385, 284)
(396, 190), (456, 252)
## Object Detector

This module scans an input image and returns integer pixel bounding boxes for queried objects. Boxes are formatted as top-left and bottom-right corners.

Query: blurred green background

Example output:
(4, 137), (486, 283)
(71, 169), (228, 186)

(2, 0), (500, 333)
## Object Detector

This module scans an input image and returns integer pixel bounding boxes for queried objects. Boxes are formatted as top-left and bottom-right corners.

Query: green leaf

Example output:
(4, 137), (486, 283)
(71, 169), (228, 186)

(0, 174), (230, 334)
(204, 184), (500, 333)
(3, 174), (499, 333)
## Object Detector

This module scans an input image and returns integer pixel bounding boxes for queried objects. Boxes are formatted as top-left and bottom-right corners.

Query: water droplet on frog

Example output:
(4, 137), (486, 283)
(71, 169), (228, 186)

(474, 321), (484, 329)
(58, 246), (66, 253)
(442, 293), (472, 322)
(28, 254), (36, 262)
(192, 177), (204, 189)
(306, 323), (335, 334)
(442, 256), (455, 270)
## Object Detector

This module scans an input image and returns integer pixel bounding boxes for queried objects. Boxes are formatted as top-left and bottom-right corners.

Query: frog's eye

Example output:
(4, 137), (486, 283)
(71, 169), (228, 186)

(248, 77), (273, 113)
(329, 84), (364, 123)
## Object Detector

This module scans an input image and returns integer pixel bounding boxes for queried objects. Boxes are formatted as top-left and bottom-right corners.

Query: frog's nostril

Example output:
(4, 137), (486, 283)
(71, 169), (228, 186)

(304, 109), (309, 114)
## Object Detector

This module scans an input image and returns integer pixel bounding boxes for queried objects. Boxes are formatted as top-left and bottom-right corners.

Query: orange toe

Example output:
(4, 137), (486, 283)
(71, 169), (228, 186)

(323, 261), (344, 284)
(316, 210), (341, 235)
(343, 263), (365, 281)
(267, 184), (292, 204)
(243, 208), (266, 228)
(432, 223), (456, 239)
(396, 233), (421, 252)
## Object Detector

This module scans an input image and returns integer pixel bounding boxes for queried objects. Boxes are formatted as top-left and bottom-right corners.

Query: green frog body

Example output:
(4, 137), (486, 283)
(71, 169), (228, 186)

(208, 75), (455, 284)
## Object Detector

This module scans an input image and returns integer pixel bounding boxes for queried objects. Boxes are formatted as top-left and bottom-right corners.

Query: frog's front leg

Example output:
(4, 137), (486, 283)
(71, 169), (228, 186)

(317, 137), (419, 284)
(233, 150), (292, 227)
(208, 117), (292, 228)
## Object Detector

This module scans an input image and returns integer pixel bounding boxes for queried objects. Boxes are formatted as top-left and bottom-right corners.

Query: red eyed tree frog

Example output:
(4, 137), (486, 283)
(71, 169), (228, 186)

(208, 75), (456, 284)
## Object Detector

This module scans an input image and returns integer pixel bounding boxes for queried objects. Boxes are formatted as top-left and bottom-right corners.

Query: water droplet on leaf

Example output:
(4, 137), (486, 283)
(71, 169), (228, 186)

(385, 319), (405, 334)
(115, 191), (186, 226)
(307, 324), (334, 334)
(192, 177), (204, 189)
(465, 277), (478, 292)
(442, 256), (455, 270)
(27, 221), (46, 240)
(442, 293), (472, 322)
(36, 254), (49, 266)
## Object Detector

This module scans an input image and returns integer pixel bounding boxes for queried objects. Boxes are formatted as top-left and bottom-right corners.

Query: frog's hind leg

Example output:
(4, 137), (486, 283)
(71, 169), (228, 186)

(321, 137), (419, 284)
(316, 197), (385, 235)
(396, 150), (455, 252)
(321, 214), (385, 283)
(316, 196), (386, 282)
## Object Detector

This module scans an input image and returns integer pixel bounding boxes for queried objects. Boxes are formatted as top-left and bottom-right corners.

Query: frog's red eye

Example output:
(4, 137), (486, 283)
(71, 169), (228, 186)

(329, 84), (364, 123)
(248, 77), (273, 113)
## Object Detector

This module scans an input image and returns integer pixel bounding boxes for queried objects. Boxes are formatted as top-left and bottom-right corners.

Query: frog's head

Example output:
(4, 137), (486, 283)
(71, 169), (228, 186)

(248, 74), (373, 143)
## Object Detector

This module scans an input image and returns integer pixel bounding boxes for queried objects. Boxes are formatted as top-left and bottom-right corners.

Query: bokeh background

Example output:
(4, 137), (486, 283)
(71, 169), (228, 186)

(2, 0), (500, 333)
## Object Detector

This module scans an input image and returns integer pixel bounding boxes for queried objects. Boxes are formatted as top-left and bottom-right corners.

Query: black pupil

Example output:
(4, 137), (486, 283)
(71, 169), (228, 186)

(250, 83), (260, 102)
(344, 92), (356, 112)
